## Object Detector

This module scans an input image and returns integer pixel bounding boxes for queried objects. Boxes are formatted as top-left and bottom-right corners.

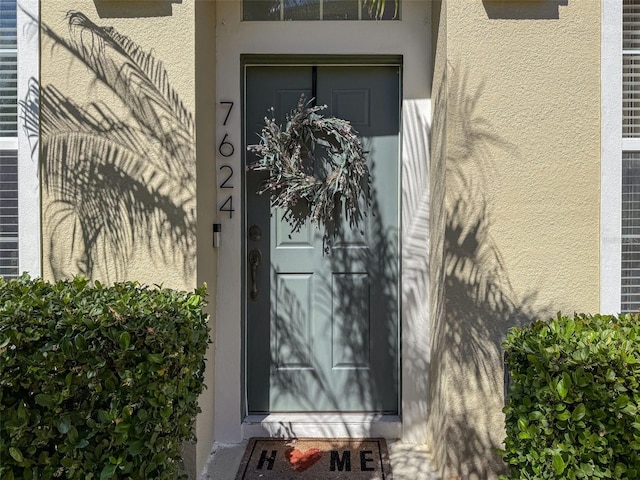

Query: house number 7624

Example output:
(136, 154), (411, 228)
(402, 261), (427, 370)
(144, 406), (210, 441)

(218, 101), (235, 219)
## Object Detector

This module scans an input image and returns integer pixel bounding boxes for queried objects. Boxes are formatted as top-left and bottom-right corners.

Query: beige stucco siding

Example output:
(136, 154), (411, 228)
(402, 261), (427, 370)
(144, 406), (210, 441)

(446, 0), (601, 314)
(40, 0), (197, 290)
(429, 1), (601, 478)
(428, 0), (448, 475)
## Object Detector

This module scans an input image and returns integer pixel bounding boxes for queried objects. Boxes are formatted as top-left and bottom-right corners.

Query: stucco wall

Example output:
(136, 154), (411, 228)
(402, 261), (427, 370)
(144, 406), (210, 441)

(40, 0), (197, 289)
(428, 0), (449, 475)
(40, 2), (216, 477)
(429, 1), (601, 478)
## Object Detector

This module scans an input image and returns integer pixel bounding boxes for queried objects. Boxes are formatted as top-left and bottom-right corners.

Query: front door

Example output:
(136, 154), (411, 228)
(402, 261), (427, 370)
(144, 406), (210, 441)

(245, 63), (400, 414)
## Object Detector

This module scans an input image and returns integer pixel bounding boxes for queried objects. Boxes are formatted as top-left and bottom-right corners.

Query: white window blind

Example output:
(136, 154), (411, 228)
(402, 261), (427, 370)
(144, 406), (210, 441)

(622, 0), (640, 311)
(624, 55), (640, 138)
(0, 148), (18, 278)
(622, 152), (640, 312)
(0, 0), (18, 278)
(0, 0), (17, 138)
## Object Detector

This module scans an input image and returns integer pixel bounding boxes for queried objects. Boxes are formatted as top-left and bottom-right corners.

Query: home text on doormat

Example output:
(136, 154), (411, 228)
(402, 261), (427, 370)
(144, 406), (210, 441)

(235, 438), (393, 480)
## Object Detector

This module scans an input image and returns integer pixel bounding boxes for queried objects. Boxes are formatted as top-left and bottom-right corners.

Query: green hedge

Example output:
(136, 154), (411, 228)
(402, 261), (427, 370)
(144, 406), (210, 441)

(501, 313), (640, 479)
(0, 276), (210, 480)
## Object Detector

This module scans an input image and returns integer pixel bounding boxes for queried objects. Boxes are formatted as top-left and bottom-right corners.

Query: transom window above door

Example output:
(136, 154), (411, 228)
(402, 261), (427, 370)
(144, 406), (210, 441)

(243, 0), (399, 21)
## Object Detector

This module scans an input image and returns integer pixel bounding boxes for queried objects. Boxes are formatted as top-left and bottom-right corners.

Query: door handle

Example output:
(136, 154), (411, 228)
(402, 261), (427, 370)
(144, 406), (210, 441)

(248, 249), (262, 300)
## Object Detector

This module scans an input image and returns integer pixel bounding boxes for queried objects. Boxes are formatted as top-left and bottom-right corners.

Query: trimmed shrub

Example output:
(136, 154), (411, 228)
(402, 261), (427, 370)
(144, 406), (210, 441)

(0, 276), (210, 480)
(500, 313), (640, 479)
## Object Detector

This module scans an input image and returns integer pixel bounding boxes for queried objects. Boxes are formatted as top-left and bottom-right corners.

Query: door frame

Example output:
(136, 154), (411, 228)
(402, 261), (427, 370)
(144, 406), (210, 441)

(241, 56), (403, 418)
(213, 0), (432, 444)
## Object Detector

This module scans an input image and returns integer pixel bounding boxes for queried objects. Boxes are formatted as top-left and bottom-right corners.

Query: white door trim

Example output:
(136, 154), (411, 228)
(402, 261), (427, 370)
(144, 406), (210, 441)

(242, 413), (401, 439)
(600, 0), (622, 314)
(214, 0), (432, 444)
(17, 0), (41, 277)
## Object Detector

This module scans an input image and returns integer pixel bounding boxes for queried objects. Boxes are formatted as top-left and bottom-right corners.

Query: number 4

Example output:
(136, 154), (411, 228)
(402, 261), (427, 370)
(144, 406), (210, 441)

(219, 196), (234, 218)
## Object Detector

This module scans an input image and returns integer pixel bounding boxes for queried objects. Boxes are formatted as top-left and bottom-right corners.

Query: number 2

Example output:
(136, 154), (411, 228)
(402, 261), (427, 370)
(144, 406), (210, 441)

(219, 165), (234, 188)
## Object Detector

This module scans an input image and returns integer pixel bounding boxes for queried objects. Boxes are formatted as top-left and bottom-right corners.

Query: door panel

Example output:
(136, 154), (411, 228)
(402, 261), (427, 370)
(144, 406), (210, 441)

(245, 64), (399, 413)
(331, 272), (371, 368)
(275, 273), (314, 369)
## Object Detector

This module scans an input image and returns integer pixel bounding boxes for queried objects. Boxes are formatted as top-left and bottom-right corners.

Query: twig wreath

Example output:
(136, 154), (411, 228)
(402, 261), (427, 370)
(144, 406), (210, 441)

(247, 96), (370, 251)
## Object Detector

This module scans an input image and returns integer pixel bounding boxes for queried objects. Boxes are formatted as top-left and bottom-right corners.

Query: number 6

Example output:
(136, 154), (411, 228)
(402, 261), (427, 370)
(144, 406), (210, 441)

(218, 133), (234, 158)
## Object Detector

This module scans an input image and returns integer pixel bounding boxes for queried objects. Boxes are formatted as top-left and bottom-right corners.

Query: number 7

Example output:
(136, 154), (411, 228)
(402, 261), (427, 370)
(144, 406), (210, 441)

(220, 101), (234, 126)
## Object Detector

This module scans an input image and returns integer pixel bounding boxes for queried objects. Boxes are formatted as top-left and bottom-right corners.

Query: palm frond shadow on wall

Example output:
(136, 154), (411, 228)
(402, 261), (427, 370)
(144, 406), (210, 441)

(428, 63), (554, 479)
(23, 11), (195, 281)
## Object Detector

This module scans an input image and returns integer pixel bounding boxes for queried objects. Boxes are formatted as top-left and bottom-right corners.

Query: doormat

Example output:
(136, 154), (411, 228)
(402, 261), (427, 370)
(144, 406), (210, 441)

(235, 438), (393, 480)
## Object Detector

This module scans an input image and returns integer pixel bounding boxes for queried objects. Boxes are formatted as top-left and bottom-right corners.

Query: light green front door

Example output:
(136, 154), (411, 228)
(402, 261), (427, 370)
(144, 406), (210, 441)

(245, 63), (400, 414)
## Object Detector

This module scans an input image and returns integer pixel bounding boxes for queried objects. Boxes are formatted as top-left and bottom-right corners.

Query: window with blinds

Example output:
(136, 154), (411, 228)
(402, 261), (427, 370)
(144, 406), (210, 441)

(622, 0), (640, 312)
(0, 0), (18, 279)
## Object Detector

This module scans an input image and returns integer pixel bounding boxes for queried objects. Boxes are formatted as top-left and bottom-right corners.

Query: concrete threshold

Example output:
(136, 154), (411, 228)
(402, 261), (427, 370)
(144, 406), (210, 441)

(201, 440), (442, 480)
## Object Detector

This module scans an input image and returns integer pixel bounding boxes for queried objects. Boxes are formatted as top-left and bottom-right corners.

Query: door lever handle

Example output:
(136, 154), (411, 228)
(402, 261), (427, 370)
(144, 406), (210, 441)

(248, 249), (262, 300)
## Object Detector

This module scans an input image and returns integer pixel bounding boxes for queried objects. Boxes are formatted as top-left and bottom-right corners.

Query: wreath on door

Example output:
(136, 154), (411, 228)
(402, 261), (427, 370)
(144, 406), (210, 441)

(247, 96), (370, 251)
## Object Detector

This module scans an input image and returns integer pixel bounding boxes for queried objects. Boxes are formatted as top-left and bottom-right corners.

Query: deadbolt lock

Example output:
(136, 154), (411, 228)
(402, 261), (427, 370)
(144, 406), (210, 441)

(248, 224), (262, 241)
